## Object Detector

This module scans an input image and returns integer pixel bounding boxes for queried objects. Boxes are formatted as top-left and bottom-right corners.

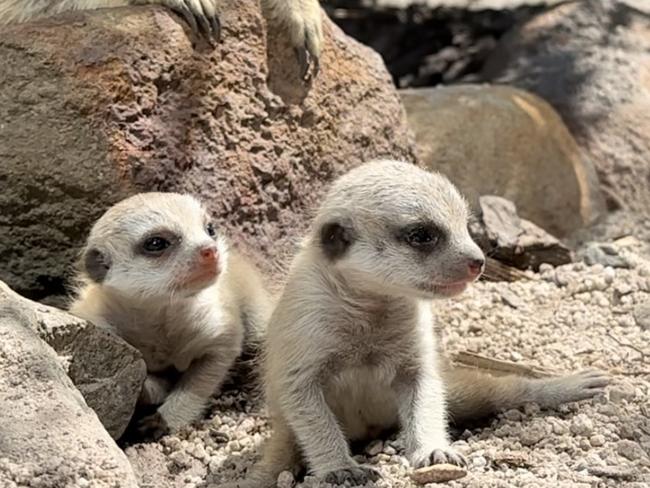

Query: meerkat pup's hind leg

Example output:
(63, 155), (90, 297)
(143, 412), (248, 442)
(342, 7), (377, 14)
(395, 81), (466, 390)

(262, 0), (323, 79)
(443, 366), (610, 425)
(217, 420), (302, 488)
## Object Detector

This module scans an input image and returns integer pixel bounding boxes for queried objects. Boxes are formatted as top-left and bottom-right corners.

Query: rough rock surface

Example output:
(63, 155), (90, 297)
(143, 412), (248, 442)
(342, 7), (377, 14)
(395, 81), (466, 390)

(400, 85), (603, 236)
(0, 290), (139, 487)
(0, 2), (415, 302)
(120, 216), (650, 488)
(483, 0), (650, 213)
(0, 280), (146, 439)
(471, 195), (572, 271)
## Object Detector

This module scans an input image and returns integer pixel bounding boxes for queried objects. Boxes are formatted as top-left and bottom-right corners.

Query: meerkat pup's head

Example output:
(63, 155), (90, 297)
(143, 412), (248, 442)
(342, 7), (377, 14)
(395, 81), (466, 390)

(79, 192), (225, 300)
(312, 160), (485, 299)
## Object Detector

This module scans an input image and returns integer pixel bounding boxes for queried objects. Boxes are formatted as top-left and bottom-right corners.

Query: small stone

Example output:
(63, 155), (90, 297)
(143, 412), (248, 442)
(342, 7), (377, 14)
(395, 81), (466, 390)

(276, 471), (295, 488)
(520, 420), (547, 446)
(587, 465), (637, 481)
(590, 435), (606, 447)
(510, 351), (523, 362)
(168, 451), (192, 470)
(493, 452), (530, 468)
(365, 440), (384, 457)
(470, 455), (487, 468)
(633, 301), (650, 330)
(610, 382), (637, 403)
(617, 440), (647, 461)
(410, 464), (467, 484)
(570, 414), (594, 436)
(503, 409), (524, 422)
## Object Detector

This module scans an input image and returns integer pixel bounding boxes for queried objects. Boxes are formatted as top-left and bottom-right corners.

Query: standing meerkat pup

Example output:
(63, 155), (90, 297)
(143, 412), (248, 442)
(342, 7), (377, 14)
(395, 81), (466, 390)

(227, 160), (609, 487)
(70, 192), (272, 437)
(0, 0), (322, 77)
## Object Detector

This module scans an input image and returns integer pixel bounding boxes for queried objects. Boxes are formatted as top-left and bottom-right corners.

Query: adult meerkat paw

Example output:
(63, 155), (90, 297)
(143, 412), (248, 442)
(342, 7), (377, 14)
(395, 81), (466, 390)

(412, 448), (467, 469)
(322, 465), (382, 485)
(147, 0), (221, 42)
(137, 411), (170, 440)
(292, 10), (322, 81)
(265, 0), (323, 80)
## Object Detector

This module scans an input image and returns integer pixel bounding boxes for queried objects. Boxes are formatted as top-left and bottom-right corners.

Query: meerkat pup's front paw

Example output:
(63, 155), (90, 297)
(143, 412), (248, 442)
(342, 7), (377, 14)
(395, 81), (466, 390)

(322, 465), (382, 485)
(137, 411), (170, 440)
(411, 447), (467, 469)
(262, 0), (323, 79)
(136, 0), (221, 41)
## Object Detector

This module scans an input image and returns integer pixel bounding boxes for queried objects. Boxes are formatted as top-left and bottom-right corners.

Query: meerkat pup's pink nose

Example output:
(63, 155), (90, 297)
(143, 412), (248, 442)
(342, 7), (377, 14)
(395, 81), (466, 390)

(467, 257), (485, 278)
(199, 245), (218, 263)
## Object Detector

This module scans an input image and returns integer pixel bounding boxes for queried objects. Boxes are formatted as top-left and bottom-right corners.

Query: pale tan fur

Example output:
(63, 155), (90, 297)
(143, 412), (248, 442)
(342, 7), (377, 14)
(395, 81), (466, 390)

(0, 0), (323, 74)
(69, 192), (272, 432)
(223, 160), (610, 488)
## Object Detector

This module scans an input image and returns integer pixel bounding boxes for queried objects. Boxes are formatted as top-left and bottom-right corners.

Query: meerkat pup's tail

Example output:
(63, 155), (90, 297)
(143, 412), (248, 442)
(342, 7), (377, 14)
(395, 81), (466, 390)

(443, 364), (609, 424)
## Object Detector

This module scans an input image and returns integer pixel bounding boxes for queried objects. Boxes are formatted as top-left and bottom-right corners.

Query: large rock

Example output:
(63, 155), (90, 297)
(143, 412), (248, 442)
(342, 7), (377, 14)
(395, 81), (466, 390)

(0, 2), (415, 302)
(0, 281), (146, 439)
(400, 85), (604, 237)
(483, 0), (650, 213)
(0, 292), (139, 487)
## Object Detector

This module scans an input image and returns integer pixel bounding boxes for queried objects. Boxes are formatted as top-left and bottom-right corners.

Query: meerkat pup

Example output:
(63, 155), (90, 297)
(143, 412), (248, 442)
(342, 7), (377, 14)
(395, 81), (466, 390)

(0, 0), (322, 77)
(70, 192), (272, 437)
(228, 160), (609, 487)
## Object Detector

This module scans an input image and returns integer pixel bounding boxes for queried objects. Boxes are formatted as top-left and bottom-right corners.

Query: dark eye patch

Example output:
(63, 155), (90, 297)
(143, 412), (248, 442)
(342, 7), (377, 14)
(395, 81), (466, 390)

(206, 222), (216, 238)
(136, 229), (180, 257)
(398, 222), (444, 252)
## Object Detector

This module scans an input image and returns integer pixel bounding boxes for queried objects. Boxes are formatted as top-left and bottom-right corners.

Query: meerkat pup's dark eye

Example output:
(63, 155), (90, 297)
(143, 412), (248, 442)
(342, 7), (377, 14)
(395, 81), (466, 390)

(143, 236), (171, 254)
(206, 223), (216, 237)
(404, 225), (440, 250)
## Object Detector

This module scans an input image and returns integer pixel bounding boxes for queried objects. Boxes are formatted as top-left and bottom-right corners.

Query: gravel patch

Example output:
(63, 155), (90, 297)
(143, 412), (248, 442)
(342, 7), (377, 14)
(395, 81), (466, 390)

(125, 216), (650, 488)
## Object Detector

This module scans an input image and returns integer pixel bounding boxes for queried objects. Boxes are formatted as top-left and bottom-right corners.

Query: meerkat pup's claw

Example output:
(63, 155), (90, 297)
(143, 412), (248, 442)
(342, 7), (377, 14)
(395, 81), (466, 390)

(137, 411), (170, 441)
(323, 466), (382, 485)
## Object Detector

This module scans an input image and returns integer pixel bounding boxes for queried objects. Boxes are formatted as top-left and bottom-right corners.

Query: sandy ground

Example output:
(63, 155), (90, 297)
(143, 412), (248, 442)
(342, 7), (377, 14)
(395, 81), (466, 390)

(124, 211), (650, 488)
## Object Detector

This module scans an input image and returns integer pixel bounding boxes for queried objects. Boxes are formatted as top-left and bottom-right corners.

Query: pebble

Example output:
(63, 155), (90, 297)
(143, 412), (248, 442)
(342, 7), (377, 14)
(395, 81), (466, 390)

(365, 440), (384, 456)
(590, 434), (606, 447)
(410, 464), (467, 484)
(610, 382), (637, 403)
(276, 471), (295, 488)
(520, 420), (547, 446)
(633, 301), (650, 330)
(570, 414), (594, 436)
(617, 440), (646, 461)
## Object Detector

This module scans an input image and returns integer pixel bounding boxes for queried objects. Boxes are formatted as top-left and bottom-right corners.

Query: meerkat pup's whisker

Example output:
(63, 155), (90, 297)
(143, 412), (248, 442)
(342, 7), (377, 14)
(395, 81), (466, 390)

(221, 160), (609, 488)
(69, 192), (272, 438)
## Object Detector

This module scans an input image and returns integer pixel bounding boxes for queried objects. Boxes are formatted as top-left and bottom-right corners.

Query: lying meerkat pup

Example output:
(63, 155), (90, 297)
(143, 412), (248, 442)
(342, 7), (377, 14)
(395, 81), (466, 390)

(70, 192), (272, 437)
(227, 160), (609, 487)
(0, 0), (322, 77)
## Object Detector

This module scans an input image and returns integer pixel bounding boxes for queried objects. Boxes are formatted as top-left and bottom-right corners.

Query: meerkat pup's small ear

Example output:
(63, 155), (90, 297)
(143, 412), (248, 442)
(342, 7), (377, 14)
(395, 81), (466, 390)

(320, 220), (355, 260)
(83, 247), (111, 283)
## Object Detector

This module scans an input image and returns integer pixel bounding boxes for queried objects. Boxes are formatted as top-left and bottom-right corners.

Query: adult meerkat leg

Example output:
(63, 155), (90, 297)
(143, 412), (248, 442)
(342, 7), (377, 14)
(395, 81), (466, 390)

(261, 0), (322, 78)
(443, 366), (610, 424)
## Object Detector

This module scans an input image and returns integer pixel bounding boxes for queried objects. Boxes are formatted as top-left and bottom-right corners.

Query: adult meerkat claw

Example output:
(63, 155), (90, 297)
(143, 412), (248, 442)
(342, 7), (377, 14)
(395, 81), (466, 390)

(263, 0), (323, 80)
(164, 0), (221, 43)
